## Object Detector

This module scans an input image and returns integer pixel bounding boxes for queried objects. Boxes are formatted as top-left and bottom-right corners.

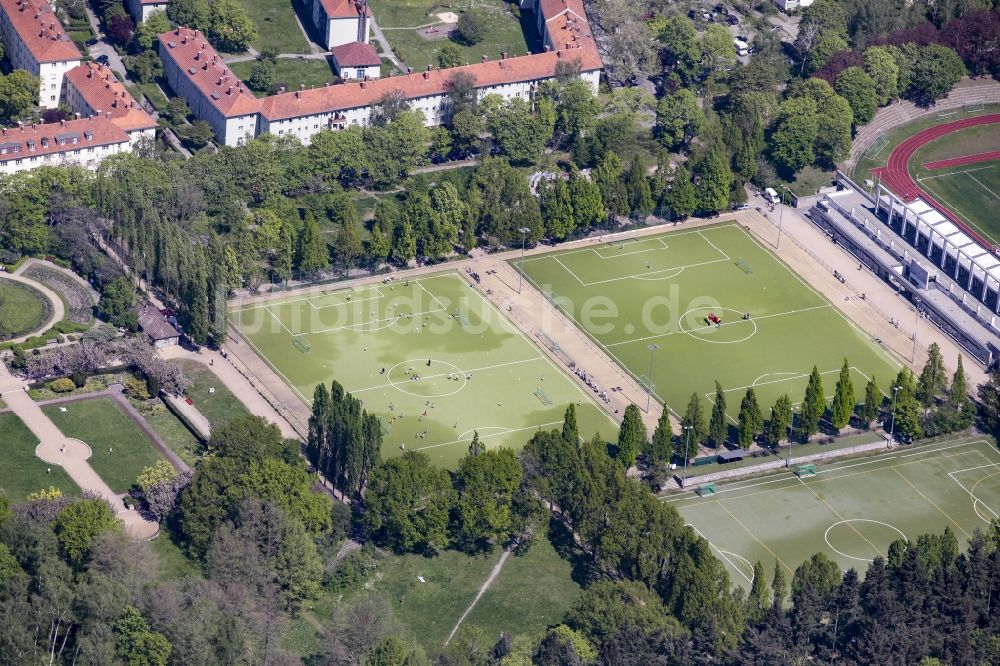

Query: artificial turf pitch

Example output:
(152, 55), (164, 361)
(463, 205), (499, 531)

(515, 222), (901, 424)
(232, 272), (617, 467)
(665, 437), (1000, 587)
(913, 160), (1000, 248)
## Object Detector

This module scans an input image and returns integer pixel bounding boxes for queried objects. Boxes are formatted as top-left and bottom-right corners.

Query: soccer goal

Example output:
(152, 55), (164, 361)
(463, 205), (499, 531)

(936, 109), (958, 120)
(292, 335), (311, 354)
(736, 257), (753, 275)
(795, 463), (817, 478)
(453, 311), (471, 327)
(864, 134), (889, 159)
(534, 387), (553, 406)
(964, 101), (985, 113)
(696, 483), (717, 497)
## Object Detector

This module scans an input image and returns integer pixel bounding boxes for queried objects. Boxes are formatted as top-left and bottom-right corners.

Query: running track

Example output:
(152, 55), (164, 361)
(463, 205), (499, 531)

(872, 113), (1000, 249)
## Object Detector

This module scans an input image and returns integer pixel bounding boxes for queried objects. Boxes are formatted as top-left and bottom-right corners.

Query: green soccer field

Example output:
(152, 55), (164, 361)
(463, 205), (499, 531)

(516, 222), (901, 424)
(665, 437), (1000, 587)
(913, 161), (1000, 247)
(232, 272), (617, 467)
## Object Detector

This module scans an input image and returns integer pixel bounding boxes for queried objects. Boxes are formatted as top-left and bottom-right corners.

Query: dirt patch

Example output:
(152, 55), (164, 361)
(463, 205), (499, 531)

(418, 23), (457, 40)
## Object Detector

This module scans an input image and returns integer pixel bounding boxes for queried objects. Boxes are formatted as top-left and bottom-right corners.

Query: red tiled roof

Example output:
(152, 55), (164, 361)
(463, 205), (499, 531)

(158, 28), (260, 118)
(64, 62), (157, 133)
(138, 0), (167, 4)
(0, 0), (81, 63)
(317, 0), (372, 19)
(331, 41), (380, 67)
(259, 43), (600, 121)
(0, 116), (129, 163)
(540, 0), (593, 50)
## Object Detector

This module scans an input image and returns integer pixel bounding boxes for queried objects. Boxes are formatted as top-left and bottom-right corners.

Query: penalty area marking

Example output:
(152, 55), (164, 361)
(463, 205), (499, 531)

(687, 523), (754, 584)
(824, 519), (905, 563)
(948, 465), (1000, 523)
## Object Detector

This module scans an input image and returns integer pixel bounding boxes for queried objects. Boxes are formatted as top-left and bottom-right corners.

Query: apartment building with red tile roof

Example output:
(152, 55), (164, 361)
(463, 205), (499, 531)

(331, 40), (381, 80)
(158, 28), (260, 146)
(159, 0), (602, 147)
(0, 0), (81, 108)
(0, 115), (132, 175)
(64, 62), (157, 142)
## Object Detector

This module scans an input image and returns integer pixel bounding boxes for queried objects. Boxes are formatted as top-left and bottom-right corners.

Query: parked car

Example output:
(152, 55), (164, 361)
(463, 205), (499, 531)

(95, 54), (110, 66)
(726, 14), (739, 24)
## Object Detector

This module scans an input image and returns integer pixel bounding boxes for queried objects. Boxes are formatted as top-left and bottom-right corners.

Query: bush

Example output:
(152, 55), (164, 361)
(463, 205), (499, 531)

(455, 10), (487, 45)
(48, 378), (76, 393)
(70, 370), (87, 388)
(124, 375), (151, 400)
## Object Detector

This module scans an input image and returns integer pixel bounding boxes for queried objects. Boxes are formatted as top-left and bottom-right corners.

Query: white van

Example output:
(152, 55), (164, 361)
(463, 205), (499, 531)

(733, 38), (749, 57)
(763, 187), (780, 203)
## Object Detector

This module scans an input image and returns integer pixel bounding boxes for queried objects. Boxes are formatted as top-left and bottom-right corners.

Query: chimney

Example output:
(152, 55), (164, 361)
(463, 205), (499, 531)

(227, 86), (233, 95)
(75, 113), (81, 119)
(423, 69), (429, 79)
(360, 80), (366, 89)
(502, 51), (508, 59)
(426, 64), (432, 71)
(60, 119), (66, 127)
(544, 44), (550, 52)
(482, 55), (488, 62)
(300, 84), (305, 91)
(295, 90), (301, 98)
(279, 86), (286, 93)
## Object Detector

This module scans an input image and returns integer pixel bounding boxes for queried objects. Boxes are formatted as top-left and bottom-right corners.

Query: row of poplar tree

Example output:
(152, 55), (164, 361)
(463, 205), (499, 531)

(612, 343), (976, 469)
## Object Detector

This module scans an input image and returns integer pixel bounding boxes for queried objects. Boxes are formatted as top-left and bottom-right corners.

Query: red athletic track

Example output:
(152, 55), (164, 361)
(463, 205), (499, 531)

(872, 113), (1000, 250)
(923, 149), (1000, 171)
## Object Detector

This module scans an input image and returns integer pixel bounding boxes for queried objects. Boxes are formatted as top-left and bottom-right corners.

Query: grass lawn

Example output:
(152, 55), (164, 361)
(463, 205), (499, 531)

(851, 104), (1000, 187)
(229, 58), (336, 98)
(517, 223), (901, 425)
(235, 0), (310, 53)
(176, 360), (250, 430)
(0, 279), (49, 339)
(233, 272), (617, 468)
(669, 437), (1000, 588)
(0, 412), (78, 500)
(781, 164), (837, 198)
(134, 398), (203, 467)
(370, 0), (531, 72)
(150, 532), (202, 581)
(43, 397), (164, 493)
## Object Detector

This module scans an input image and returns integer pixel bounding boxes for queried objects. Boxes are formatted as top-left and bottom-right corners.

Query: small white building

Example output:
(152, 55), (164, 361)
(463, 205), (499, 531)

(309, 0), (371, 49)
(773, 0), (813, 11)
(331, 41), (381, 80)
(125, 0), (168, 24)
(0, 0), (82, 108)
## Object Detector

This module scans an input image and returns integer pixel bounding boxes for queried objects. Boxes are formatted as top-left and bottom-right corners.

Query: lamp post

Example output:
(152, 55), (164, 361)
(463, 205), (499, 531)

(911, 307), (918, 364)
(646, 343), (659, 413)
(517, 227), (531, 294)
(888, 385), (901, 446)
(683, 424), (692, 486)
(776, 186), (793, 249)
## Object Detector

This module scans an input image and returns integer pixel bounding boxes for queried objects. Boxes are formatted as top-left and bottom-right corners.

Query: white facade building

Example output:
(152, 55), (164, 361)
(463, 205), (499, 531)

(0, 117), (132, 175)
(126, 0), (169, 24)
(0, 0), (81, 108)
(309, 0), (371, 49)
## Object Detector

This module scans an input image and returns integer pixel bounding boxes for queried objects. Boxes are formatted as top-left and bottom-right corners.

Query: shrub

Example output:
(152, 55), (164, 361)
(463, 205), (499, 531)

(455, 10), (487, 45)
(124, 375), (151, 400)
(48, 378), (76, 393)
(70, 370), (87, 388)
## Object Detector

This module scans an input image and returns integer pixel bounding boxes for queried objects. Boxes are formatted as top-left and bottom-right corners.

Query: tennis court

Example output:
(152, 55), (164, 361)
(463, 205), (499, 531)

(515, 222), (901, 423)
(231, 272), (617, 467)
(665, 437), (1000, 587)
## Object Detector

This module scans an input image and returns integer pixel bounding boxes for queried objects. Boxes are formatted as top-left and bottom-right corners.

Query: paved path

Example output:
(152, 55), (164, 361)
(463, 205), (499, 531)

(162, 393), (212, 441)
(0, 272), (64, 344)
(0, 364), (159, 540)
(369, 19), (405, 74)
(34, 389), (191, 475)
(159, 345), (303, 440)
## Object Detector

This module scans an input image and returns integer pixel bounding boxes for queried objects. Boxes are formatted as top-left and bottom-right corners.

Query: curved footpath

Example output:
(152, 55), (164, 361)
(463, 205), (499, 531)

(0, 272), (64, 345)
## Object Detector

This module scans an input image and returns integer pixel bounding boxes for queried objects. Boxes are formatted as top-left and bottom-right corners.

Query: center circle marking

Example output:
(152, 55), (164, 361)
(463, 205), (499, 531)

(387, 359), (468, 398)
(678, 307), (758, 344)
(824, 518), (906, 563)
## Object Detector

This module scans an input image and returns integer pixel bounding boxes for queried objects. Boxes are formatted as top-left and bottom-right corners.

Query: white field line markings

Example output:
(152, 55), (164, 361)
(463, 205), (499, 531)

(239, 332), (314, 406)
(553, 255), (587, 286)
(416, 277), (452, 312)
(967, 172), (1000, 201)
(309, 307), (447, 334)
(305, 288), (387, 310)
(738, 226), (903, 370)
(349, 356), (544, 394)
(518, 226), (725, 264)
(661, 438), (991, 504)
(687, 524), (753, 584)
(946, 471), (1000, 521)
(264, 305), (296, 336)
(591, 239), (669, 259)
(916, 165), (995, 181)
(580, 257), (731, 287)
(520, 267), (678, 417)
(696, 229), (731, 261)
(605, 304), (833, 348)
(412, 420), (565, 451)
(914, 178), (996, 241)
